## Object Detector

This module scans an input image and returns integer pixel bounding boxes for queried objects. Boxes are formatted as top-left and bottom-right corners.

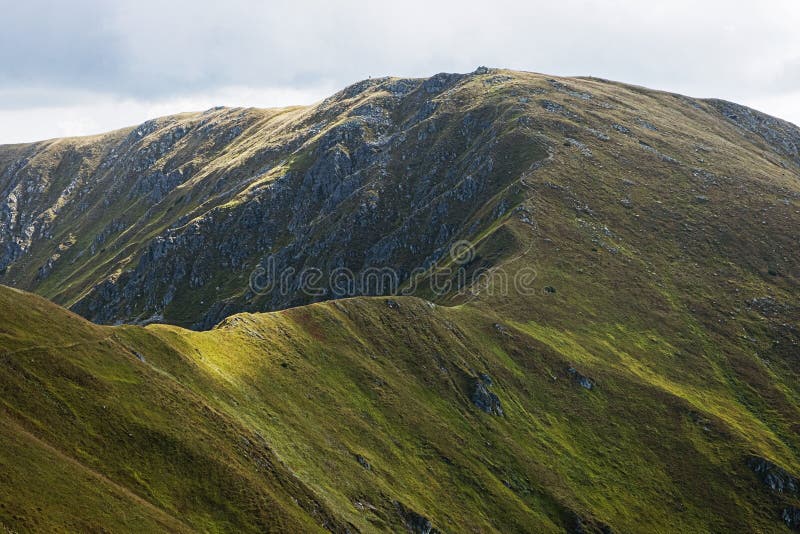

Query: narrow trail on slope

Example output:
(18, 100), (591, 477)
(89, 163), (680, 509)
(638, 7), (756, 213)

(0, 413), (195, 532)
(0, 333), (116, 358)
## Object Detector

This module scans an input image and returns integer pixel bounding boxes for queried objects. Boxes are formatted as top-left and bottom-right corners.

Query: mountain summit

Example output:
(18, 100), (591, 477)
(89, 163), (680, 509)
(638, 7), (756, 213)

(1, 69), (800, 532)
(2, 68), (797, 329)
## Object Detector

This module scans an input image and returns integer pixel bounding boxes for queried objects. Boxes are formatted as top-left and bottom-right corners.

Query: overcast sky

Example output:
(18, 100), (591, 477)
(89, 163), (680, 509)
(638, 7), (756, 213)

(1, 0), (799, 143)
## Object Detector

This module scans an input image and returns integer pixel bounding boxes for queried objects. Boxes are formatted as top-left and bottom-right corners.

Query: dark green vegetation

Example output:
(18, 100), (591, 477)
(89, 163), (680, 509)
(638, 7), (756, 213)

(1, 69), (800, 531)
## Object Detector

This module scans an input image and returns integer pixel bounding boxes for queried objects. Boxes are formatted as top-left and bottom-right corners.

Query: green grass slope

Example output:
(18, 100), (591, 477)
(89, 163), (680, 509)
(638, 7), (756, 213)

(2, 284), (799, 532)
(0, 286), (346, 533)
(2, 69), (800, 532)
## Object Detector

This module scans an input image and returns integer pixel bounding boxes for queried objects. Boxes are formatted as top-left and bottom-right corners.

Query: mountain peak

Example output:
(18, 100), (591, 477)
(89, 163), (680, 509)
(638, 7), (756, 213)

(2, 69), (800, 531)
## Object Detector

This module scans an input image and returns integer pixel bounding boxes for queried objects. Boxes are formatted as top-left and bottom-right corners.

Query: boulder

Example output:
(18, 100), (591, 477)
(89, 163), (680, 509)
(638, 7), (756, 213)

(568, 367), (595, 390)
(783, 507), (800, 530)
(471, 374), (504, 416)
(747, 456), (799, 493)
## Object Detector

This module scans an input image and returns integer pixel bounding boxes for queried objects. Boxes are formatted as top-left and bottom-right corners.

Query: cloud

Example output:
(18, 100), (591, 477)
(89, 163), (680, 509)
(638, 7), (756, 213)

(1, 0), (799, 142)
(0, 1), (121, 89)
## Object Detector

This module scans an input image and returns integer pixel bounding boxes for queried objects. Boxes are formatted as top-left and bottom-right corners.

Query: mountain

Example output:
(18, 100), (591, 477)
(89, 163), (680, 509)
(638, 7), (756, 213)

(2, 68), (796, 330)
(1, 68), (800, 532)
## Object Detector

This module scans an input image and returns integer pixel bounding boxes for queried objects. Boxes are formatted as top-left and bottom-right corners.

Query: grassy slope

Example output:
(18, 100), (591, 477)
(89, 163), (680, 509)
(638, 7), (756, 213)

(0, 287), (345, 533)
(1, 283), (798, 532)
(1, 70), (800, 532)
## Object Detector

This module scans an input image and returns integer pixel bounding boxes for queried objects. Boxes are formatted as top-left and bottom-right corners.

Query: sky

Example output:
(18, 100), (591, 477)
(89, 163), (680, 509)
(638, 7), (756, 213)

(1, 0), (799, 143)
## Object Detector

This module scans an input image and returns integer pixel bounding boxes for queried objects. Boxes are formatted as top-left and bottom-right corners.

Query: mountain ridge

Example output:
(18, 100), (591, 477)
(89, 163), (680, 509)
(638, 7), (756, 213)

(2, 68), (800, 531)
(1, 67), (798, 329)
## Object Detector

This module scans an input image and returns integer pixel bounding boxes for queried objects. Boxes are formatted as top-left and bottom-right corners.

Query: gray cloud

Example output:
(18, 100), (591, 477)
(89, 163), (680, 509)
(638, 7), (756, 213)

(0, 1), (121, 89)
(1, 0), (799, 142)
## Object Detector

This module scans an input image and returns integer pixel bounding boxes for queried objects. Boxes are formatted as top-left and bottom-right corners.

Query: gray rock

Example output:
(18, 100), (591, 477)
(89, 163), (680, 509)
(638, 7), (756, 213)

(586, 128), (610, 141)
(393, 501), (439, 534)
(565, 138), (593, 157)
(548, 79), (593, 100)
(747, 297), (791, 317)
(494, 323), (512, 336)
(708, 99), (800, 167)
(635, 118), (659, 131)
(568, 367), (595, 390)
(541, 100), (567, 113)
(540, 100), (580, 120)
(747, 455), (799, 493)
(471, 374), (504, 415)
(569, 511), (614, 534)
(612, 123), (631, 135)
(356, 454), (371, 470)
(783, 507), (800, 530)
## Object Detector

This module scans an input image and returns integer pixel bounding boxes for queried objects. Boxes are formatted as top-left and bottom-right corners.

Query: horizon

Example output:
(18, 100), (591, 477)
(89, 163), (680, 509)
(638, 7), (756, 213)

(4, 67), (800, 146)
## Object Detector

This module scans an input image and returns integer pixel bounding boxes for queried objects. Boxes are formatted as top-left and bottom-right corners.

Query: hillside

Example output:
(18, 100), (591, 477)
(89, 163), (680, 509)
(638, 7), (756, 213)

(1, 69), (800, 532)
(0, 282), (799, 532)
(1, 68), (797, 330)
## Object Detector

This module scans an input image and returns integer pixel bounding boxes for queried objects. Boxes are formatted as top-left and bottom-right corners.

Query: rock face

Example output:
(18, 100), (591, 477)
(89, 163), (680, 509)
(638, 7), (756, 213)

(568, 367), (595, 390)
(0, 70), (551, 328)
(569, 511), (615, 534)
(394, 501), (439, 534)
(355, 454), (371, 470)
(708, 99), (800, 168)
(784, 507), (800, 530)
(471, 374), (503, 416)
(747, 456), (799, 494)
(1, 68), (800, 333)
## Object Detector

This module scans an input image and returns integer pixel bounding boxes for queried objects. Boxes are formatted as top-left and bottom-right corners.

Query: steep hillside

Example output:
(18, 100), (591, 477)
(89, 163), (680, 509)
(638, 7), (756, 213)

(1, 278), (799, 532)
(2, 69), (800, 532)
(0, 70), (548, 328)
(2, 68), (798, 331)
(0, 286), (346, 532)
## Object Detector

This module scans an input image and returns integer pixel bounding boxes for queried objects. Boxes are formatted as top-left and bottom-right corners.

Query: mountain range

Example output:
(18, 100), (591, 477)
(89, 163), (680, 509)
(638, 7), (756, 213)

(1, 68), (800, 532)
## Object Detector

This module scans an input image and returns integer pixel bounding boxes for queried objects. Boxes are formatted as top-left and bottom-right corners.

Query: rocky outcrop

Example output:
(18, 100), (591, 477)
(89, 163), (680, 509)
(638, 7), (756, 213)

(568, 511), (614, 534)
(66, 74), (550, 327)
(393, 501), (440, 534)
(747, 455), (799, 494)
(471, 374), (503, 416)
(567, 367), (595, 390)
(708, 99), (800, 168)
(784, 507), (800, 530)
